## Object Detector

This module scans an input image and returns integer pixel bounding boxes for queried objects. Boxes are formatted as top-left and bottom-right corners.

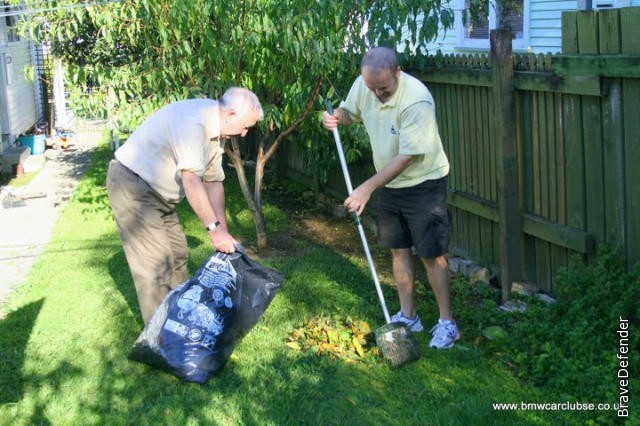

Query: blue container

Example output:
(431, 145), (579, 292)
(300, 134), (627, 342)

(18, 134), (46, 155)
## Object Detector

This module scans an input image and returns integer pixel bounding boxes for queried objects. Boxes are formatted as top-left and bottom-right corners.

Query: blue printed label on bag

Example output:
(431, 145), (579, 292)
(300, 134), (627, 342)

(164, 318), (189, 337)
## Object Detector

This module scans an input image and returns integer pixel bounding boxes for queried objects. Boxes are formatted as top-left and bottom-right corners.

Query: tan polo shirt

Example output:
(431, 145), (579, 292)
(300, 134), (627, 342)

(340, 71), (449, 188)
(115, 99), (225, 202)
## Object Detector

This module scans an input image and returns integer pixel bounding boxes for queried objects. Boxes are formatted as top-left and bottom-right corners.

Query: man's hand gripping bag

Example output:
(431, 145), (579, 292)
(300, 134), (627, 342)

(128, 245), (284, 383)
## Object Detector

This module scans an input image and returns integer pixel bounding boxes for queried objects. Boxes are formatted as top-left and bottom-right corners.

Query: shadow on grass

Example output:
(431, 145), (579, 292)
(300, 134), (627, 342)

(107, 251), (139, 325)
(0, 299), (84, 425)
(107, 234), (205, 326)
(63, 334), (544, 426)
(0, 299), (45, 404)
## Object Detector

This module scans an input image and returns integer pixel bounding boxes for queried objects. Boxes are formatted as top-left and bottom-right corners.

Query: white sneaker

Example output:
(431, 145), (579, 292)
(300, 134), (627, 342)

(429, 320), (460, 349)
(390, 311), (424, 332)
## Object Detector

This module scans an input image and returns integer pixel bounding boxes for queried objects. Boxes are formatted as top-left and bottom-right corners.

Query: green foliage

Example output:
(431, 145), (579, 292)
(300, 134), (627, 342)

(21, 0), (455, 153)
(462, 1), (524, 30)
(366, 0), (455, 57)
(450, 275), (504, 338)
(496, 248), (639, 404)
(18, 0), (456, 243)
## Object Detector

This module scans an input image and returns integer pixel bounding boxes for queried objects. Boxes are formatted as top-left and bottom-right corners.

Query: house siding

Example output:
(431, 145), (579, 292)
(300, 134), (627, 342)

(426, 0), (640, 55)
(0, 15), (39, 150)
(4, 40), (38, 136)
(528, 1), (577, 53)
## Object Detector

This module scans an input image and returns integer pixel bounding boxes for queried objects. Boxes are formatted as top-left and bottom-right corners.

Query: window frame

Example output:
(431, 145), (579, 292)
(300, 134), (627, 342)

(455, 0), (529, 51)
(3, 4), (22, 43)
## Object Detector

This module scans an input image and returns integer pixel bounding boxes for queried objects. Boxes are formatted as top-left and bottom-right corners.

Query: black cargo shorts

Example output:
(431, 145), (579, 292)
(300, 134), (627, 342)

(376, 176), (451, 258)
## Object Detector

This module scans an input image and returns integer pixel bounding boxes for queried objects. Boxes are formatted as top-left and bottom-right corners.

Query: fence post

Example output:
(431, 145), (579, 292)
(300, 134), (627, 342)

(491, 28), (522, 302)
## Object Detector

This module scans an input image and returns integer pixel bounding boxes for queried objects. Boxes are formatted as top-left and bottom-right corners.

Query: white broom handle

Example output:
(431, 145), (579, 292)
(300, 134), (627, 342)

(326, 100), (391, 324)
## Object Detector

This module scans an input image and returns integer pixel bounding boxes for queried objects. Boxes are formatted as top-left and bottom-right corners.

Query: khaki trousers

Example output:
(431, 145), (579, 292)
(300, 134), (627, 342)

(106, 159), (189, 323)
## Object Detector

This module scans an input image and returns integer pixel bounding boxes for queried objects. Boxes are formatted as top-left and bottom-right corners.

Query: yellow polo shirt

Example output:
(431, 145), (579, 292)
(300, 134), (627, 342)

(340, 71), (449, 188)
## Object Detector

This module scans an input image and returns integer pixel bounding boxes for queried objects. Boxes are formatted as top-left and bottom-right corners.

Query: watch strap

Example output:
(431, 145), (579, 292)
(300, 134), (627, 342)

(205, 220), (221, 232)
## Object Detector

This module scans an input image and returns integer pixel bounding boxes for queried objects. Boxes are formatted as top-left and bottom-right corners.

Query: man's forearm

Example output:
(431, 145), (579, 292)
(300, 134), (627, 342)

(363, 154), (415, 192)
(204, 181), (227, 228)
(182, 170), (218, 226)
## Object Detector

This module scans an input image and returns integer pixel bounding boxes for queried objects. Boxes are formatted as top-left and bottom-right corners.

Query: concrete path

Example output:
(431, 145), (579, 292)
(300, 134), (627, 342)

(0, 120), (104, 306)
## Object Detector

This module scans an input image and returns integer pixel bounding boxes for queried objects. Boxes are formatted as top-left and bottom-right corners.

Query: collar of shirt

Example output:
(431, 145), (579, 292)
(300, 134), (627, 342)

(207, 101), (222, 143)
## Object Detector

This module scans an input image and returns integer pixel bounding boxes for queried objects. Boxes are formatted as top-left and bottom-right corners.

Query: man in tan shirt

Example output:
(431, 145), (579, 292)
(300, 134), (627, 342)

(107, 87), (263, 324)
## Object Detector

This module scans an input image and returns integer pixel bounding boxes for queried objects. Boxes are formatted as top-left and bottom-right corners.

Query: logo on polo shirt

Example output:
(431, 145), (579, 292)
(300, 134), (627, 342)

(390, 125), (398, 135)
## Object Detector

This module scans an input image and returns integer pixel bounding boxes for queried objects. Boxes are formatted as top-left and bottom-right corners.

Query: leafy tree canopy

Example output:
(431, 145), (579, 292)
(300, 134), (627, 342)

(23, 0), (454, 129)
(20, 0), (455, 248)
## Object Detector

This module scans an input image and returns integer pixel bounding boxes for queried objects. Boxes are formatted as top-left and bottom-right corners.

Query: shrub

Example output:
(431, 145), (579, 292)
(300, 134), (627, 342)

(503, 248), (639, 404)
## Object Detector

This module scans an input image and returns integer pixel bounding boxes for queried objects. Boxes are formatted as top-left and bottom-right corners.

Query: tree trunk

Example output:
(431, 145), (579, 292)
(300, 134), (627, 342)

(226, 77), (323, 251)
(226, 137), (268, 250)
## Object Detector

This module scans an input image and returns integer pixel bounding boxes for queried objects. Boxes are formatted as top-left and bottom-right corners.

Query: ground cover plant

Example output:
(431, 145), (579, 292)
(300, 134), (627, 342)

(0, 137), (635, 425)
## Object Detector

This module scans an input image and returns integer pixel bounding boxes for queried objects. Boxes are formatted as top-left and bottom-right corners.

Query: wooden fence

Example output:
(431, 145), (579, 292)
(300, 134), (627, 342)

(280, 8), (640, 293)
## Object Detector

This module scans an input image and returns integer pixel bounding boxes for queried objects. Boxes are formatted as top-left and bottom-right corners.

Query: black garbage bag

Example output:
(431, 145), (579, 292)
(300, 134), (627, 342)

(128, 245), (284, 383)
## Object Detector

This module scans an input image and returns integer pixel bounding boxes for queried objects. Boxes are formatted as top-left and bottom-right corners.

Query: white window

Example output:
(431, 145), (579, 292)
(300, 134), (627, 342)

(456, 0), (528, 51)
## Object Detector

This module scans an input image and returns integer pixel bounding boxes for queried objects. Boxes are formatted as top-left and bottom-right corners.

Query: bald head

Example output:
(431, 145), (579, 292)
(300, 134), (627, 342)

(361, 47), (399, 76)
(360, 47), (401, 103)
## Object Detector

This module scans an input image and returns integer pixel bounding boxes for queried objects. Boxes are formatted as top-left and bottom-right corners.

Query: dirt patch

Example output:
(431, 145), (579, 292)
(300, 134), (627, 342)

(244, 212), (362, 260)
(298, 216), (364, 254)
(242, 186), (398, 284)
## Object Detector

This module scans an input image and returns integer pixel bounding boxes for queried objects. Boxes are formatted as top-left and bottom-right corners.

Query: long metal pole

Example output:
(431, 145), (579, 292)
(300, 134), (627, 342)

(326, 100), (391, 323)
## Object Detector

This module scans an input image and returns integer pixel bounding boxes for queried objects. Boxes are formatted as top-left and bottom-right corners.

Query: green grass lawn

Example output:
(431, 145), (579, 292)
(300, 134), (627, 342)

(0, 140), (630, 426)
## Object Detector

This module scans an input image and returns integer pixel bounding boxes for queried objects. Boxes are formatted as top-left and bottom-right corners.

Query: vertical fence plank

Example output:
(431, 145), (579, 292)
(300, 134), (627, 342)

(532, 93), (542, 216)
(621, 8), (640, 54)
(547, 92), (558, 223)
(622, 79), (640, 270)
(481, 85), (491, 199)
(520, 89), (537, 282)
(469, 86), (479, 196)
(582, 97), (605, 256)
(560, 9), (587, 284)
(554, 92), (567, 226)
(535, 240), (552, 292)
(540, 92), (551, 220)
(598, 9), (621, 54)
(551, 91), (569, 290)
(563, 93), (586, 233)
(521, 91), (533, 214)
(487, 88), (497, 202)
(621, 8), (640, 269)
(444, 84), (460, 190)
(458, 86), (469, 194)
(599, 9), (626, 255)
(562, 12), (578, 54)
(475, 87), (485, 198)
(576, 11), (606, 259)
(577, 11), (599, 54)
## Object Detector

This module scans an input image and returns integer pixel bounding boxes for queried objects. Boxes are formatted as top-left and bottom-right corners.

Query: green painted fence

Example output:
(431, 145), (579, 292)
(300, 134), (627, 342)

(280, 8), (640, 293)
(413, 7), (640, 292)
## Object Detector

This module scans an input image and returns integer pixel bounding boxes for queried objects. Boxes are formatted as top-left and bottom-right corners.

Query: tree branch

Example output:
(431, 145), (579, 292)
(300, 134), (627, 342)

(262, 75), (323, 163)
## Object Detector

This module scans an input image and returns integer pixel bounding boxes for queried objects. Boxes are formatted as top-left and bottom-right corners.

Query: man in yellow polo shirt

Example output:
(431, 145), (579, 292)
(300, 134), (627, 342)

(322, 47), (459, 349)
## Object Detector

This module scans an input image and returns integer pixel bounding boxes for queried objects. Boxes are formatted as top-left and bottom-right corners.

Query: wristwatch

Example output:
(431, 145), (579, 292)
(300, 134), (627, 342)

(205, 220), (221, 232)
